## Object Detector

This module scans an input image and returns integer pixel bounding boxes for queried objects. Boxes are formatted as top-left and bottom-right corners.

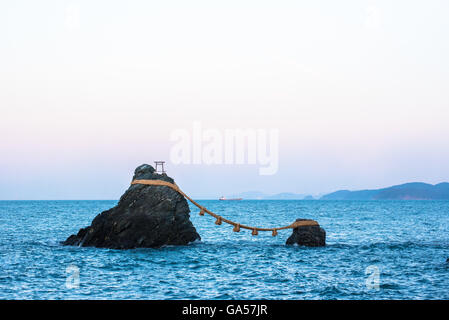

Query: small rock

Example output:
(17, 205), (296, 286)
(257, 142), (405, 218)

(286, 219), (325, 247)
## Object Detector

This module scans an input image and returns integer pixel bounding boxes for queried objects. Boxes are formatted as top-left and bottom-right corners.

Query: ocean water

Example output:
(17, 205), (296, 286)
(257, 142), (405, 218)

(0, 200), (448, 300)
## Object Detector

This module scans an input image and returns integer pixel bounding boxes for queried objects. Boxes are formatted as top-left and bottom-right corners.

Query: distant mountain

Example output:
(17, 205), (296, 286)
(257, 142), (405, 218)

(320, 182), (449, 200)
(228, 191), (313, 200)
(303, 195), (316, 200)
(228, 191), (267, 200)
(265, 192), (310, 200)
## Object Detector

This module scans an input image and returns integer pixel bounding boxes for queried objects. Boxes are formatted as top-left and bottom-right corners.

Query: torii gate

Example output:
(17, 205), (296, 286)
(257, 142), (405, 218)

(154, 161), (166, 174)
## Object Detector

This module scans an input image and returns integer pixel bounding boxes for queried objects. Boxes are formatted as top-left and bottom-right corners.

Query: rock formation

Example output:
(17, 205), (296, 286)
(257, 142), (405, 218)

(286, 219), (326, 247)
(63, 164), (200, 249)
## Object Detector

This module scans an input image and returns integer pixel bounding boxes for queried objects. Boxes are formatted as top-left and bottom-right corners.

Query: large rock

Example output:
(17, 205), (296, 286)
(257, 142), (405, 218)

(63, 164), (200, 249)
(286, 219), (325, 247)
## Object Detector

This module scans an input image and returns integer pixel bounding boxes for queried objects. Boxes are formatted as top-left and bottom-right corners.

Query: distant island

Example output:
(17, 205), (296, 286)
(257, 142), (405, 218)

(228, 182), (449, 200)
(228, 191), (313, 200)
(320, 182), (449, 200)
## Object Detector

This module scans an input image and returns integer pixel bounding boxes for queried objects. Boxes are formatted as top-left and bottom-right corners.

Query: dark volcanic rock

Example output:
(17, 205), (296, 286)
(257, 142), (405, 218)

(286, 219), (325, 247)
(63, 164), (200, 249)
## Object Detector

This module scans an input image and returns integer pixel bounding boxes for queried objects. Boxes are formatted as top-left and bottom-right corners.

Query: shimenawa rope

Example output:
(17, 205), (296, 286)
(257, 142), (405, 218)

(131, 179), (318, 236)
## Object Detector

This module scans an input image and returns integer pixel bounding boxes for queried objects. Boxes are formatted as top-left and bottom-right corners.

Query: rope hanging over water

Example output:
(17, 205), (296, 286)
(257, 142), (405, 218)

(131, 179), (318, 236)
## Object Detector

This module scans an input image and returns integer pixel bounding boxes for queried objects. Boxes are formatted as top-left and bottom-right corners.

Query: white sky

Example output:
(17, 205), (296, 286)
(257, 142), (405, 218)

(1, 0), (449, 199)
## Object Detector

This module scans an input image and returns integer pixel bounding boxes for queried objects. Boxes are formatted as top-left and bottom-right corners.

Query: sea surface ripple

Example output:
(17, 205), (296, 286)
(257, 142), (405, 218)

(0, 200), (448, 299)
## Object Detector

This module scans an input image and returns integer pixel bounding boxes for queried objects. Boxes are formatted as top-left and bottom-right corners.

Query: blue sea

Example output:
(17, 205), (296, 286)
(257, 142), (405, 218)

(0, 200), (448, 300)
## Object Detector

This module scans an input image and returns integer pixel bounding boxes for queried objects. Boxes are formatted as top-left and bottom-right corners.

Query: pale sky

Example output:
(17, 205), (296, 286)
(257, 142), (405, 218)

(1, 0), (449, 199)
